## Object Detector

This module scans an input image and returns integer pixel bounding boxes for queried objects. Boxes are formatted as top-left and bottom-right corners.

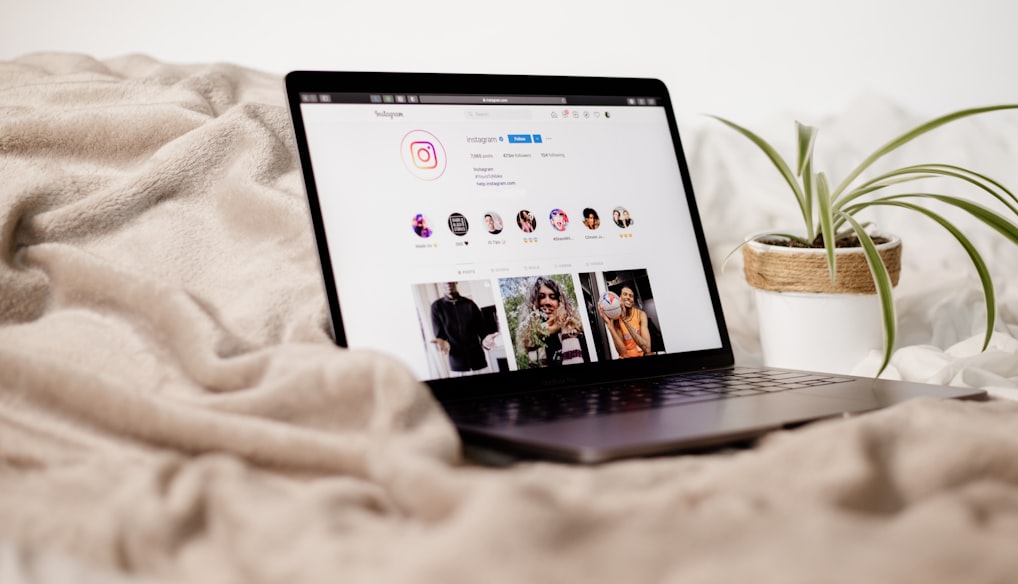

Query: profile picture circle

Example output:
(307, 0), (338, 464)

(483, 212), (503, 235)
(582, 207), (600, 230)
(613, 206), (634, 229)
(549, 208), (569, 232)
(516, 210), (537, 233)
(447, 212), (469, 236)
(411, 213), (433, 238)
(400, 130), (447, 181)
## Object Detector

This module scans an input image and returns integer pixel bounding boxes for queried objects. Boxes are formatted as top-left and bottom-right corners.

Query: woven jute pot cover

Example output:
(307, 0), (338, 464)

(742, 236), (902, 294)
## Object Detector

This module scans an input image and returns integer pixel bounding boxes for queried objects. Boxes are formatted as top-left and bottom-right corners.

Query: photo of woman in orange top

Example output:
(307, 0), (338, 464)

(597, 285), (651, 358)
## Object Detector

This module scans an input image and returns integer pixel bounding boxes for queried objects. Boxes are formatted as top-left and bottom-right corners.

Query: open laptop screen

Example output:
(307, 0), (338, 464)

(288, 74), (727, 389)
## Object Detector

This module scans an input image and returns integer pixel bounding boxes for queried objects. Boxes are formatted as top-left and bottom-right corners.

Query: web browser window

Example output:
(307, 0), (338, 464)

(299, 93), (723, 381)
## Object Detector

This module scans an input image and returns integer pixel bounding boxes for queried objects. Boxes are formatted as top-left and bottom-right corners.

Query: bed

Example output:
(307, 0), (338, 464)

(2, 52), (1018, 583)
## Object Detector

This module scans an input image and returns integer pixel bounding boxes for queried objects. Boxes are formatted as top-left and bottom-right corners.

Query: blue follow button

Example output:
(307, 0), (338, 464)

(507, 134), (543, 143)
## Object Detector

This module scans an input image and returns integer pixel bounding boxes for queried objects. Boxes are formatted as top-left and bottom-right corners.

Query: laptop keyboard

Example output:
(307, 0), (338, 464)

(444, 367), (853, 428)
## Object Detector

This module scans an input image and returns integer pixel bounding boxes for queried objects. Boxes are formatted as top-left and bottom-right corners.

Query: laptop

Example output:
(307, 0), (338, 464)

(284, 71), (985, 463)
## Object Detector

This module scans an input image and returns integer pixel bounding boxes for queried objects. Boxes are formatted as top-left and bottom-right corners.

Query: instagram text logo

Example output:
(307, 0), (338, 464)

(401, 130), (447, 180)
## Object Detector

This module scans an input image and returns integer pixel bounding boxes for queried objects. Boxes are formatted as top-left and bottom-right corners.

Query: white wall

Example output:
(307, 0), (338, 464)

(3, 0), (1018, 125)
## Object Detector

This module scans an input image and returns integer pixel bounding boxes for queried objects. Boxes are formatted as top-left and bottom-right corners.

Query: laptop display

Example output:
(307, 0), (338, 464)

(290, 74), (726, 391)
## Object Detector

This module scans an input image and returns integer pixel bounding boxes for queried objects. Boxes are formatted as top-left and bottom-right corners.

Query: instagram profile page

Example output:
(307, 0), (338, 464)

(300, 102), (721, 380)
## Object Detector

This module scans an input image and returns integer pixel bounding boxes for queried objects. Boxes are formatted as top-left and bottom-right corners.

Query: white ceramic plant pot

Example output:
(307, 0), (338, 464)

(753, 289), (883, 374)
(742, 235), (902, 375)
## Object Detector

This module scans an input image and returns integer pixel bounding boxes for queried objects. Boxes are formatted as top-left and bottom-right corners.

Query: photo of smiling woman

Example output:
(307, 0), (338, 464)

(499, 274), (589, 369)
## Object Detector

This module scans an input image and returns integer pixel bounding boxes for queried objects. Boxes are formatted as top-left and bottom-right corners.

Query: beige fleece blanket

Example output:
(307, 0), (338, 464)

(3, 53), (1018, 584)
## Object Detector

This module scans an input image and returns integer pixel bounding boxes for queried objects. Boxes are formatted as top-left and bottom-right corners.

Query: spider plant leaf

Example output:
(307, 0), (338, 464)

(866, 200), (997, 351)
(835, 211), (897, 376)
(816, 172), (837, 282)
(835, 171), (939, 211)
(845, 164), (1018, 217)
(708, 115), (810, 228)
(831, 222), (872, 242)
(854, 166), (942, 191)
(874, 193), (1018, 245)
(934, 164), (1018, 214)
(902, 164), (1018, 215)
(802, 160), (816, 239)
(796, 122), (818, 177)
(831, 104), (1018, 199)
(719, 246), (743, 272)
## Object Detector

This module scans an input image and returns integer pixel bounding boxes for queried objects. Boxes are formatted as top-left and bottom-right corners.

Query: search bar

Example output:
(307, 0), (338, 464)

(464, 110), (533, 120)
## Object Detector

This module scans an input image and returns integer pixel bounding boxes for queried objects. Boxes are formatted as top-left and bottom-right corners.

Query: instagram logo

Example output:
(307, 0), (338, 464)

(401, 130), (447, 180)
(410, 141), (437, 169)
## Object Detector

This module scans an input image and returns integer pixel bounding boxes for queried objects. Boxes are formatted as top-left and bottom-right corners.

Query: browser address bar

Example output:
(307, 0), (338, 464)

(419, 95), (566, 105)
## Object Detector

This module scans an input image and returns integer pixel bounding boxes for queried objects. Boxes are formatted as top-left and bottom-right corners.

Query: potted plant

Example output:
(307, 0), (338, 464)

(710, 105), (1018, 375)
